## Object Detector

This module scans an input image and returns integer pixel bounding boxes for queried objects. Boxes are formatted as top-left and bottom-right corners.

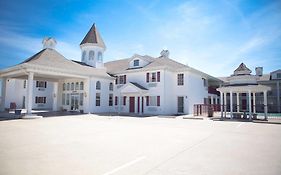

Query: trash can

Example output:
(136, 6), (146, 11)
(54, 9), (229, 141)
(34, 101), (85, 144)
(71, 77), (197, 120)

(15, 109), (22, 115)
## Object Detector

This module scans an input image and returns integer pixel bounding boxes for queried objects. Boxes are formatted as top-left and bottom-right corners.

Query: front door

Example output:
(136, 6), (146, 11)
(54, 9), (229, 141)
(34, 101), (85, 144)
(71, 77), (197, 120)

(71, 95), (79, 111)
(129, 97), (135, 113)
(178, 96), (184, 113)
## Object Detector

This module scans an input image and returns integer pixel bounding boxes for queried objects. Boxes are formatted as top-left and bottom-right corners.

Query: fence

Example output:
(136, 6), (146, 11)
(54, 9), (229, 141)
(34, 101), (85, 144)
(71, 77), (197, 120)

(193, 104), (220, 116)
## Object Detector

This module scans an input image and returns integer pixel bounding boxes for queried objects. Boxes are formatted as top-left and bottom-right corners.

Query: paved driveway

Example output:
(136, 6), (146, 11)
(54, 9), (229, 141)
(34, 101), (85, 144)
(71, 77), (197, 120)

(0, 115), (281, 175)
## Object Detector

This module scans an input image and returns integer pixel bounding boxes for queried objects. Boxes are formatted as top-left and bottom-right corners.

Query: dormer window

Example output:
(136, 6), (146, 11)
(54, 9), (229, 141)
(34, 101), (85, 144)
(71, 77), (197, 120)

(134, 59), (139, 67)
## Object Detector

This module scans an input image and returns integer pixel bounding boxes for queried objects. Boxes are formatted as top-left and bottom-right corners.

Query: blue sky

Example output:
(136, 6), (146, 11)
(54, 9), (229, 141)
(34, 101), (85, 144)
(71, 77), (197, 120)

(0, 0), (280, 76)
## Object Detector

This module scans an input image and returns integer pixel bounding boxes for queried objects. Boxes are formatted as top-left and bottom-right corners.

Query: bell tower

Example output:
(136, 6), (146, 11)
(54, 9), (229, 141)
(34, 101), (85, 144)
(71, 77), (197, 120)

(80, 23), (106, 68)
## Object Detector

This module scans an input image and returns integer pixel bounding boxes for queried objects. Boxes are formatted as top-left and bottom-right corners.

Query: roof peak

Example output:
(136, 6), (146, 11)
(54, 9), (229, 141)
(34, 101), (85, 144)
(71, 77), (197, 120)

(234, 62), (252, 75)
(80, 23), (106, 49)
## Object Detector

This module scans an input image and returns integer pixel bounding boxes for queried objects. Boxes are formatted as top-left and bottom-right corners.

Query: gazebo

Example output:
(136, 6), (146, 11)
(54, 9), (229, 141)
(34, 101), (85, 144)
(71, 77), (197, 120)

(217, 63), (271, 120)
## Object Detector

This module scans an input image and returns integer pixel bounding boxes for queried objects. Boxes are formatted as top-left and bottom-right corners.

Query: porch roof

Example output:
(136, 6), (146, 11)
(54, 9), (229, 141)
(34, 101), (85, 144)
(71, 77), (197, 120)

(0, 48), (113, 80)
(118, 82), (148, 95)
(217, 84), (271, 93)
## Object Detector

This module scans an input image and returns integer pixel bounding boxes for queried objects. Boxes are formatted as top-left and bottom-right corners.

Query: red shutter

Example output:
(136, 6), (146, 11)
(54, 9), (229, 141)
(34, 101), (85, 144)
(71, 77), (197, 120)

(157, 96), (160, 106)
(45, 82), (47, 88)
(123, 96), (126, 105)
(124, 75), (127, 84)
(157, 72), (160, 82)
(146, 96), (149, 106)
(138, 97), (140, 113)
(115, 96), (118, 105)
(146, 73), (149, 82)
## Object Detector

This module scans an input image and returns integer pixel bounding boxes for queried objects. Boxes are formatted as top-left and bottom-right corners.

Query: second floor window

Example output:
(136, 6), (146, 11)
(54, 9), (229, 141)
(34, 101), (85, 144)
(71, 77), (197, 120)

(109, 83), (113, 91)
(116, 75), (126, 84)
(36, 81), (47, 88)
(23, 80), (27, 89)
(202, 78), (207, 87)
(177, 74), (184, 86)
(146, 72), (160, 83)
(96, 81), (101, 90)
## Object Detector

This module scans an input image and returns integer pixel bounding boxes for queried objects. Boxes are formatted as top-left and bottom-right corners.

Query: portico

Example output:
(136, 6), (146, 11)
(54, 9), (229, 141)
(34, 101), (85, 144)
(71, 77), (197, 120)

(117, 82), (148, 115)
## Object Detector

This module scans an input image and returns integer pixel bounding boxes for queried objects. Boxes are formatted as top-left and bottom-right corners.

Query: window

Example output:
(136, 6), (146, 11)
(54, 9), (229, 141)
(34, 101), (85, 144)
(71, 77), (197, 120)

(63, 83), (66, 91)
(67, 83), (70, 91)
(146, 96), (160, 106)
(277, 73), (281, 79)
(115, 96), (118, 105)
(35, 96), (46, 104)
(116, 75), (126, 84)
(96, 93), (100, 106)
(97, 52), (103, 61)
(151, 72), (156, 82)
(62, 94), (65, 105)
(109, 82), (113, 91)
(36, 81), (47, 88)
(89, 51), (95, 60)
(133, 59), (139, 66)
(23, 80), (27, 89)
(177, 74), (184, 86)
(71, 83), (74, 90)
(82, 51), (86, 61)
(146, 72), (160, 82)
(80, 93), (83, 106)
(202, 78), (207, 87)
(96, 81), (101, 90)
(109, 94), (113, 106)
(123, 96), (126, 105)
(75, 82), (79, 90)
(80, 82), (84, 90)
(66, 94), (70, 105)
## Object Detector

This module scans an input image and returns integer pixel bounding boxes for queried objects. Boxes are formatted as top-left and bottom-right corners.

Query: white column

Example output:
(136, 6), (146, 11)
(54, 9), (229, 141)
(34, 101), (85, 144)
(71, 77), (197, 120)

(230, 91), (233, 119)
(264, 91), (268, 120)
(220, 92), (223, 118)
(210, 96), (213, 105)
(118, 93), (121, 114)
(0, 78), (7, 111)
(52, 82), (58, 111)
(224, 92), (227, 118)
(236, 93), (240, 112)
(277, 82), (280, 113)
(83, 78), (91, 114)
(253, 92), (256, 114)
(248, 90), (252, 120)
(140, 94), (143, 115)
(26, 72), (34, 115)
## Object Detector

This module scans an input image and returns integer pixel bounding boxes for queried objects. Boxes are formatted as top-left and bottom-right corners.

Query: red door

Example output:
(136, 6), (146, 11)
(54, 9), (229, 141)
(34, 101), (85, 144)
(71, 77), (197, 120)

(129, 97), (135, 113)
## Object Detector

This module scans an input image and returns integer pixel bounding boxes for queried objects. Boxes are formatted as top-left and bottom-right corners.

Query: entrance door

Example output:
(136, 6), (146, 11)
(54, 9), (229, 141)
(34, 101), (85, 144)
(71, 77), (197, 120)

(178, 96), (184, 113)
(71, 95), (79, 111)
(129, 97), (135, 113)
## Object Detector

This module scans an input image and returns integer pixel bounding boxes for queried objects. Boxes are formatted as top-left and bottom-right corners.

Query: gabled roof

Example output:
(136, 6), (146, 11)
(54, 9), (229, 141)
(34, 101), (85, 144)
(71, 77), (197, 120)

(130, 82), (148, 90)
(80, 23), (106, 49)
(234, 63), (251, 75)
(105, 55), (187, 74)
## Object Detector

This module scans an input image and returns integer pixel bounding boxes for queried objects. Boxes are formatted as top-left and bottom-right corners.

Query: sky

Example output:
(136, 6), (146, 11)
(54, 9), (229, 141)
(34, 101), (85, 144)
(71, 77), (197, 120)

(0, 0), (280, 76)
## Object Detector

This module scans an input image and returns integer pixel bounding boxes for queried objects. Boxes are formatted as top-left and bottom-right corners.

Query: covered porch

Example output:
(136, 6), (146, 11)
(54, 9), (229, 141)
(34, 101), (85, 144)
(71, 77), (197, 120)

(116, 82), (148, 115)
(0, 66), (90, 117)
(217, 85), (271, 120)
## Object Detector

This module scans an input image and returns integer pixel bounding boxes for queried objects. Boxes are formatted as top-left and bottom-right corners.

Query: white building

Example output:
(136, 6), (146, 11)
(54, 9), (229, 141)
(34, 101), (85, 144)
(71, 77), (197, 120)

(0, 24), (224, 116)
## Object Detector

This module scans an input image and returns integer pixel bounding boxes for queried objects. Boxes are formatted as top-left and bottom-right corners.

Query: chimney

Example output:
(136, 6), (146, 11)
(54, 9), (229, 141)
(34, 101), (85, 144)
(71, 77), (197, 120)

(255, 67), (263, 76)
(42, 37), (57, 49)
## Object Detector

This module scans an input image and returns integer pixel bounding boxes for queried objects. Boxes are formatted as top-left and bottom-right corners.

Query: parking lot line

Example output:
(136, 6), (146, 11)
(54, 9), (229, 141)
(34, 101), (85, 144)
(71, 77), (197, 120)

(103, 156), (146, 175)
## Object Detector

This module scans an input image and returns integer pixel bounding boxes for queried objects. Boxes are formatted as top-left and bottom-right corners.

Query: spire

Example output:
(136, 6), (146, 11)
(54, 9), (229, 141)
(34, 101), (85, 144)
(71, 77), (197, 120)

(80, 23), (106, 49)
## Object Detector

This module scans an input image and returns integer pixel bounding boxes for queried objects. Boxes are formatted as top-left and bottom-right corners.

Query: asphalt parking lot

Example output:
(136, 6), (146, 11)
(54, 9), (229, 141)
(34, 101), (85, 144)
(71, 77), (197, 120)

(0, 115), (281, 175)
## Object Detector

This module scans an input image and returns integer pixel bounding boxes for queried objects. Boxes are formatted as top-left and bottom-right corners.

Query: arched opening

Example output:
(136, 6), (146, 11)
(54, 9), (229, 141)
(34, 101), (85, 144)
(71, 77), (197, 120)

(89, 51), (95, 60)
(96, 81), (101, 90)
